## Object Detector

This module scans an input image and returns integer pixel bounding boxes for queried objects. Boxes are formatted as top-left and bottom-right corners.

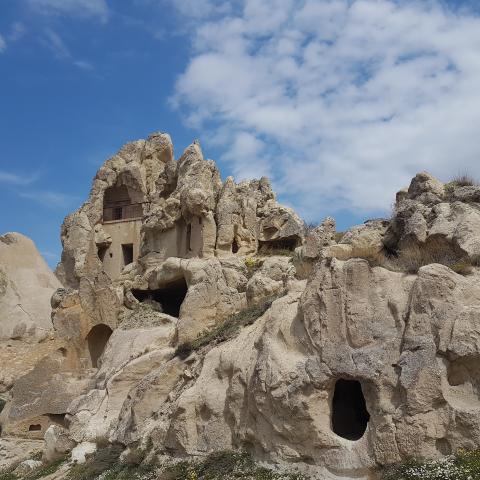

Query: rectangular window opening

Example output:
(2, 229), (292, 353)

(113, 207), (123, 220)
(122, 244), (134, 266)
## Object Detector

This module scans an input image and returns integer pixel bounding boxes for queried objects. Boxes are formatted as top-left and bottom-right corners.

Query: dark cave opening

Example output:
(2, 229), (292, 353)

(331, 379), (370, 441)
(86, 324), (113, 368)
(232, 238), (239, 254)
(258, 236), (299, 253)
(132, 277), (188, 318)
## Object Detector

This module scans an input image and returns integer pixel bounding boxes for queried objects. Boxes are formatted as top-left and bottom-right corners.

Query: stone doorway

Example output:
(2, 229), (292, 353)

(86, 324), (113, 368)
(331, 379), (370, 440)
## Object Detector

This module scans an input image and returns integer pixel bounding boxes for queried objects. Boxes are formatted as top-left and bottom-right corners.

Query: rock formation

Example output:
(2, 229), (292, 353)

(2, 136), (480, 480)
(0, 233), (61, 342)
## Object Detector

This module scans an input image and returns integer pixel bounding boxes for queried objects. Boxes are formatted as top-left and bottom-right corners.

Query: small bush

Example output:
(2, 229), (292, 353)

(382, 450), (480, 480)
(450, 173), (478, 187)
(245, 257), (263, 277)
(384, 238), (474, 276)
(0, 469), (17, 480)
(24, 455), (68, 479)
(67, 445), (123, 480)
(450, 262), (473, 276)
(335, 232), (345, 243)
(175, 296), (279, 358)
(163, 450), (306, 480)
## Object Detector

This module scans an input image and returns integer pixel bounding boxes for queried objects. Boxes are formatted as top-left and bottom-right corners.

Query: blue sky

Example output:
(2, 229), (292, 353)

(1, 0), (480, 268)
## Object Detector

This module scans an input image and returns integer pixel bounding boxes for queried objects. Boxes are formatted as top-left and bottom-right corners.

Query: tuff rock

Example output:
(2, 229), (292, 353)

(2, 134), (480, 479)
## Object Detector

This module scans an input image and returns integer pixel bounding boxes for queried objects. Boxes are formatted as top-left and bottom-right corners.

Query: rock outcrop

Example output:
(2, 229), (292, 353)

(3, 135), (480, 480)
(0, 233), (61, 341)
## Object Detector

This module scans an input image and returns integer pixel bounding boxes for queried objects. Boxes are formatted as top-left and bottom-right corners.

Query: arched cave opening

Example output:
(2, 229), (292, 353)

(103, 184), (144, 222)
(232, 238), (239, 254)
(132, 277), (188, 318)
(331, 379), (370, 441)
(258, 236), (299, 253)
(86, 324), (113, 368)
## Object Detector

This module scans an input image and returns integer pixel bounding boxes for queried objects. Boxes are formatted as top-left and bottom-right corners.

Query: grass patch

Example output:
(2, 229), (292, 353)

(163, 450), (307, 480)
(245, 257), (263, 278)
(382, 450), (480, 480)
(445, 173), (479, 197)
(450, 173), (478, 187)
(380, 238), (475, 276)
(66, 445), (155, 480)
(0, 469), (17, 480)
(175, 296), (279, 359)
(335, 232), (345, 243)
(24, 456), (68, 479)
(0, 455), (67, 480)
(67, 445), (123, 480)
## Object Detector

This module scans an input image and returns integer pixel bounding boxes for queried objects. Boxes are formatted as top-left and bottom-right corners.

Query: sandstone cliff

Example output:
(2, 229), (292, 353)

(2, 135), (480, 480)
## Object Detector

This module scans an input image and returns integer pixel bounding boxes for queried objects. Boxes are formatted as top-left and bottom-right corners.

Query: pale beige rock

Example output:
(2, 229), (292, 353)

(71, 441), (96, 464)
(294, 216), (336, 278)
(8, 139), (480, 480)
(0, 437), (44, 471)
(246, 256), (294, 304)
(324, 219), (389, 263)
(44, 425), (76, 461)
(13, 459), (43, 476)
(0, 233), (61, 341)
(385, 172), (480, 259)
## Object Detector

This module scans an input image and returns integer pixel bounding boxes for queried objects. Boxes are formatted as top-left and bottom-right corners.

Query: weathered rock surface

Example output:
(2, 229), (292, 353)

(4, 137), (480, 480)
(385, 171), (480, 259)
(0, 232), (61, 341)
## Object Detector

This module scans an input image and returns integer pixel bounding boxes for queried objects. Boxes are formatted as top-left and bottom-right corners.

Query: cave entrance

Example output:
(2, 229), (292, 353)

(86, 324), (113, 368)
(122, 243), (134, 266)
(232, 238), (239, 254)
(331, 379), (370, 441)
(132, 277), (188, 318)
(258, 236), (299, 253)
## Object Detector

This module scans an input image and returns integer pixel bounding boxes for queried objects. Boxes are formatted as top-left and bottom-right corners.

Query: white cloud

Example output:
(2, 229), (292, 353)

(73, 60), (94, 70)
(42, 29), (94, 69)
(8, 22), (27, 42)
(19, 190), (79, 208)
(171, 0), (480, 220)
(29, 0), (109, 22)
(0, 170), (37, 186)
(0, 34), (6, 53)
(43, 28), (71, 59)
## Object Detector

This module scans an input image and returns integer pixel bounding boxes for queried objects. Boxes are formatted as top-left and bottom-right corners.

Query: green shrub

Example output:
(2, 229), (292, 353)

(383, 238), (475, 276)
(175, 296), (279, 359)
(450, 173), (478, 187)
(450, 262), (473, 276)
(335, 232), (345, 243)
(24, 455), (67, 479)
(67, 445), (123, 480)
(163, 450), (306, 480)
(0, 470), (17, 480)
(382, 450), (480, 480)
(245, 257), (263, 278)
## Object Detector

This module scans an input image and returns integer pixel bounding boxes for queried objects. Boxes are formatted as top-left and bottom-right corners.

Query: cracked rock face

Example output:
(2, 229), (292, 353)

(3, 137), (480, 479)
(0, 232), (61, 341)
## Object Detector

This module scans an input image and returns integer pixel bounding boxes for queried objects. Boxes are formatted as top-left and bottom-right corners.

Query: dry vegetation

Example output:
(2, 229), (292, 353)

(175, 295), (280, 359)
(373, 238), (479, 276)
(382, 449), (480, 480)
